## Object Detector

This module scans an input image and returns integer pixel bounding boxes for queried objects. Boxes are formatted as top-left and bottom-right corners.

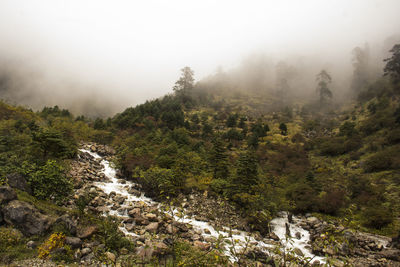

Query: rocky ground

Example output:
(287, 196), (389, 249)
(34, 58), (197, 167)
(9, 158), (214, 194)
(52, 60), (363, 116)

(1, 142), (400, 266)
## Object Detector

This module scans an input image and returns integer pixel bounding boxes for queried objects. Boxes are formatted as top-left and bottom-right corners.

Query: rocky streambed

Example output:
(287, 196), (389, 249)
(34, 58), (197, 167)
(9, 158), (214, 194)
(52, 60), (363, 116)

(74, 144), (326, 264)
(68, 143), (400, 266)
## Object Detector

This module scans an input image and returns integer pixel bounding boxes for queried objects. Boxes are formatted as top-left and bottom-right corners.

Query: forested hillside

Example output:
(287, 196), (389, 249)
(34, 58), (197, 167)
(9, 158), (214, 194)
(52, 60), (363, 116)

(1, 44), (400, 266)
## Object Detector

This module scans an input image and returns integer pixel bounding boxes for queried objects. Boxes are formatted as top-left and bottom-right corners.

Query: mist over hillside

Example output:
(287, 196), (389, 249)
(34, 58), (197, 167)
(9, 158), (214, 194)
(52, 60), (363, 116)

(0, 0), (399, 116)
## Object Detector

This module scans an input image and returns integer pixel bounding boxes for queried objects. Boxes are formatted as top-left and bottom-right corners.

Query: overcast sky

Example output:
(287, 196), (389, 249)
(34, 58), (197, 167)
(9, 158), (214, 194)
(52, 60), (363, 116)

(0, 0), (399, 114)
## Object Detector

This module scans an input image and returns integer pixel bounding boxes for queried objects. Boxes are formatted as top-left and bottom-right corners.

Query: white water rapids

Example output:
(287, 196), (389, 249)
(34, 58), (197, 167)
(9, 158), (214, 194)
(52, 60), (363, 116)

(79, 149), (325, 264)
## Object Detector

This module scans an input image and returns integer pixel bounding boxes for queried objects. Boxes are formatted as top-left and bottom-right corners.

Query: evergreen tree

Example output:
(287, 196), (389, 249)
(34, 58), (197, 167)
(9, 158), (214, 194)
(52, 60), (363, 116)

(233, 149), (259, 192)
(316, 70), (333, 105)
(279, 122), (288, 135)
(209, 137), (229, 179)
(384, 44), (400, 79)
(173, 66), (195, 96)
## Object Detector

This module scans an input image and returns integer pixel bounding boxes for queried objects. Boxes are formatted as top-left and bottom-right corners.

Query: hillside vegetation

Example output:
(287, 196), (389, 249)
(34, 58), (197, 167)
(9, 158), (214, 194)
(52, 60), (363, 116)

(0, 44), (400, 265)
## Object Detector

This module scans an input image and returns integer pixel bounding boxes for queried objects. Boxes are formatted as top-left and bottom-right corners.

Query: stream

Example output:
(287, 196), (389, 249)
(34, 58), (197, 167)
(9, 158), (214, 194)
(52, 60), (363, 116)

(79, 148), (325, 264)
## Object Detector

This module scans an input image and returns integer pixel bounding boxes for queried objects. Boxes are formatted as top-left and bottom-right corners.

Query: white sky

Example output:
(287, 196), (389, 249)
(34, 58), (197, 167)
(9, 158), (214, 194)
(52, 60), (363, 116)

(0, 0), (399, 111)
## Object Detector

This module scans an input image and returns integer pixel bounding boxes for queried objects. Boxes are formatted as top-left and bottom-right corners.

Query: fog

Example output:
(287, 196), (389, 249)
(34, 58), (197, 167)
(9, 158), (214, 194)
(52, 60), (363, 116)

(0, 0), (399, 116)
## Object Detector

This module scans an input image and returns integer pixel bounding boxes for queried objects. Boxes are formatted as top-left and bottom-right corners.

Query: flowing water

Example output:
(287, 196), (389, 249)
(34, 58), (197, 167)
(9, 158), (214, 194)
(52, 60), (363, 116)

(79, 149), (325, 263)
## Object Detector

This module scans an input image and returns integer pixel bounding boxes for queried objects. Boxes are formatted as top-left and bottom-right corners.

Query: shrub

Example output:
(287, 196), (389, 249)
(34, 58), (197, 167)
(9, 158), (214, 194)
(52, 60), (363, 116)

(362, 206), (394, 229)
(0, 228), (24, 253)
(38, 232), (66, 259)
(318, 136), (361, 156)
(286, 183), (316, 213)
(363, 147), (400, 172)
(25, 159), (73, 204)
(317, 189), (346, 215)
(97, 216), (133, 253)
(139, 167), (177, 198)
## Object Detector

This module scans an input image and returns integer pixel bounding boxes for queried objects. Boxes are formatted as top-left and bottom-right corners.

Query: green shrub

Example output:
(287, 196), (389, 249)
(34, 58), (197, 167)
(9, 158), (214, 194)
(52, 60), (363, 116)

(286, 183), (317, 213)
(362, 206), (394, 229)
(139, 167), (177, 198)
(25, 159), (73, 204)
(97, 216), (133, 253)
(319, 136), (361, 156)
(363, 147), (400, 172)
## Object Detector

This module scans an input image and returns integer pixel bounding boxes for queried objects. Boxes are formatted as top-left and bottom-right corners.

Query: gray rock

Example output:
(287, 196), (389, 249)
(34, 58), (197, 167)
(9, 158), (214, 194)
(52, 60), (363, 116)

(65, 236), (82, 248)
(2, 200), (52, 236)
(26, 240), (37, 249)
(295, 231), (302, 239)
(55, 214), (77, 235)
(6, 173), (31, 193)
(81, 247), (92, 256)
(0, 186), (17, 204)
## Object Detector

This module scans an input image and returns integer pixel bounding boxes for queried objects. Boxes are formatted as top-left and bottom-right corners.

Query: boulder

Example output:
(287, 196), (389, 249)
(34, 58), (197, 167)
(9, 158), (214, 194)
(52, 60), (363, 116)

(269, 232), (280, 241)
(0, 186), (17, 204)
(379, 249), (400, 261)
(26, 240), (37, 249)
(6, 173), (31, 193)
(144, 213), (158, 222)
(55, 214), (77, 235)
(133, 214), (149, 225)
(145, 222), (159, 233)
(105, 251), (116, 262)
(194, 241), (210, 250)
(81, 247), (92, 256)
(65, 236), (82, 248)
(307, 217), (319, 225)
(2, 200), (52, 236)
(77, 225), (98, 239)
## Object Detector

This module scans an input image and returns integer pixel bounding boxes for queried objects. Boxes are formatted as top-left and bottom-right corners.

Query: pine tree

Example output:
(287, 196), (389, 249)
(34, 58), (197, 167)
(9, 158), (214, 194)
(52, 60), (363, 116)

(210, 137), (229, 179)
(233, 149), (259, 193)
(316, 70), (333, 105)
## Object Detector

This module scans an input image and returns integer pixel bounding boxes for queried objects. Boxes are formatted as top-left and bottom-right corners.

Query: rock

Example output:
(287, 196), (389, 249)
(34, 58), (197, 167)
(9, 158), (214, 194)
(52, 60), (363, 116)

(133, 214), (149, 225)
(105, 251), (116, 262)
(136, 245), (154, 260)
(144, 213), (158, 222)
(0, 186), (17, 204)
(379, 249), (400, 261)
(74, 249), (82, 260)
(329, 258), (344, 267)
(6, 173), (31, 193)
(26, 240), (37, 249)
(128, 208), (141, 217)
(81, 252), (95, 263)
(153, 242), (169, 255)
(81, 247), (92, 256)
(307, 217), (319, 225)
(2, 200), (52, 236)
(120, 248), (129, 255)
(125, 223), (135, 231)
(55, 214), (77, 235)
(65, 237), (82, 248)
(204, 228), (211, 235)
(166, 224), (178, 234)
(269, 232), (280, 241)
(295, 231), (302, 239)
(128, 188), (141, 197)
(77, 225), (98, 239)
(292, 247), (304, 257)
(145, 222), (159, 233)
(194, 241), (210, 250)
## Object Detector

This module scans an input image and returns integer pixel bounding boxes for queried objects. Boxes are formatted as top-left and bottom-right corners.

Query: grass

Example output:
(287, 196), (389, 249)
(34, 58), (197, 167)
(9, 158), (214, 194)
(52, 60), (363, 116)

(16, 190), (78, 217)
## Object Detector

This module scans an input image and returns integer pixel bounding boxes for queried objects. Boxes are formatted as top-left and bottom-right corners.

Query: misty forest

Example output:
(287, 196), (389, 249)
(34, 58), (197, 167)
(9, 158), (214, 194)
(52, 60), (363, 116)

(1, 1), (400, 266)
